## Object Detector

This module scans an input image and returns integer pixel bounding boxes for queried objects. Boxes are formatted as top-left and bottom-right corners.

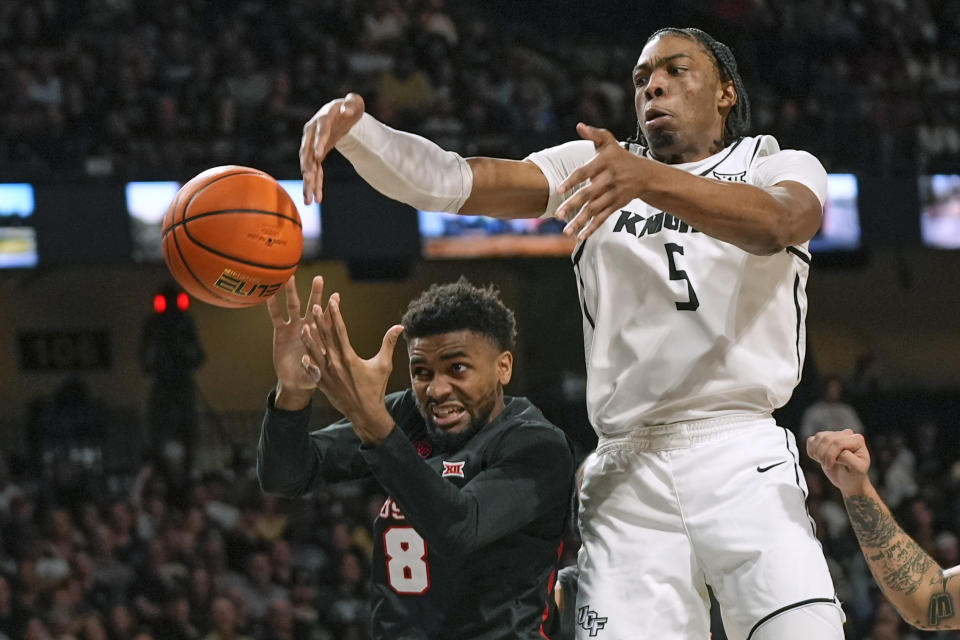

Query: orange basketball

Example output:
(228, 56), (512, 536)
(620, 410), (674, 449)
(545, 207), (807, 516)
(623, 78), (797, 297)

(161, 166), (303, 308)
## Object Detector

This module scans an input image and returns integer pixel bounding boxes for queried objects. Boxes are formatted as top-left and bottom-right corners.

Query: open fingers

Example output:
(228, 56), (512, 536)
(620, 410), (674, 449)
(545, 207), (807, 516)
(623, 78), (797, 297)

(556, 124), (615, 195)
(267, 276), (298, 327)
(300, 118), (318, 204)
(326, 294), (357, 360)
(570, 205), (618, 240)
(555, 188), (590, 227)
(301, 276), (325, 319)
(309, 302), (333, 361)
(556, 157), (616, 220)
(576, 122), (616, 148)
(562, 190), (618, 238)
(266, 293), (283, 326)
(557, 166), (594, 205)
(377, 325), (404, 365)
(301, 319), (328, 371)
(311, 118), (330, 203)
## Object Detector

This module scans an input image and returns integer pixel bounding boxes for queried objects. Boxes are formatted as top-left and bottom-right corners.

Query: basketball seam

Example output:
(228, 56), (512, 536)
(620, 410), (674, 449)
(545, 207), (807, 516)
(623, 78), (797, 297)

(170, 222), (239, 306)
(165, 187), (228, 304)
(179, 172), (302, 269)
(163, 208), (302, 235)
(183, 239), (300, 271)
(172, 169), (262, 306)
(163, 167), (255, 235)
(161, 208), (303, 266)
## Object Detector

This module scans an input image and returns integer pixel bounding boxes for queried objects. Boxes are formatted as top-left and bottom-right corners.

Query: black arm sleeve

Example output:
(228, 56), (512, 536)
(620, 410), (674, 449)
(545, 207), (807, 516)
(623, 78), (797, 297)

(257, 389), (417, 497)
(360, 422), (574, 557)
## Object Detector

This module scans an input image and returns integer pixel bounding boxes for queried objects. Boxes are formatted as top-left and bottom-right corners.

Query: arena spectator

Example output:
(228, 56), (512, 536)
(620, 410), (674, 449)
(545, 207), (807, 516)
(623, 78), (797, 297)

(202, 596), (251, 640)
(800, 375), (866, 442)
(1, 0), (957, 178)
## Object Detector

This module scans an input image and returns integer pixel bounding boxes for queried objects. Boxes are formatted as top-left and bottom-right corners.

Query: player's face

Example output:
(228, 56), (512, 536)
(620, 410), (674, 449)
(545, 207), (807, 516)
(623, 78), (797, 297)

(633, 34), (736, 163)
(408, 330), (513, 452)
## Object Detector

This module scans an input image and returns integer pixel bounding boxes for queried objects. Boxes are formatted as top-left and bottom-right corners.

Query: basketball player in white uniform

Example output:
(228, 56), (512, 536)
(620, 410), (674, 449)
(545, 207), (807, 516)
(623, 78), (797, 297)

(297, 27), (845, 640)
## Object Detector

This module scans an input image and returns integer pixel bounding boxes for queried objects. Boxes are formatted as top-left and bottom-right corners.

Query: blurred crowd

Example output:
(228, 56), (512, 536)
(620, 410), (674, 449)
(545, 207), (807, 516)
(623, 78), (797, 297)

(787, 355), (960, 640)
(1, 0), (959, 181)
(0, 438), (392, 640)
(1, 363), (959, 640)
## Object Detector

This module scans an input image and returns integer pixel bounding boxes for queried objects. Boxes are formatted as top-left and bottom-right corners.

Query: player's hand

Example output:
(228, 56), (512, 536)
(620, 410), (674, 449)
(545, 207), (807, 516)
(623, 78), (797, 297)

(555, 122), (650, 240)
(806, 429), (872, 496)
(300, 293), (404, 445)
(300, 93), (366, 205)
(266, 275), (326, 410)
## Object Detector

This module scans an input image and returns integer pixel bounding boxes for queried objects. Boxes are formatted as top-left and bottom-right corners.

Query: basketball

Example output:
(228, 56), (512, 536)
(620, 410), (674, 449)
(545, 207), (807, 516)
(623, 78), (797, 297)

(161, 166), (303, 308)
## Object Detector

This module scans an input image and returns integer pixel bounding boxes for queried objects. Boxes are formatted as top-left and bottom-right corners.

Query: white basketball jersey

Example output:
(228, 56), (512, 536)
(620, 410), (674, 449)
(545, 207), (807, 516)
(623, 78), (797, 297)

(527, 136), (828, 435)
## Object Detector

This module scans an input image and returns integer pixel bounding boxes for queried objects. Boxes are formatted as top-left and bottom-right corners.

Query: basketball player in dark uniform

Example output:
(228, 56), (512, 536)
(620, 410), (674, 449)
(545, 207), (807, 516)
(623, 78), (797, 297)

(258, 275), (574, 640)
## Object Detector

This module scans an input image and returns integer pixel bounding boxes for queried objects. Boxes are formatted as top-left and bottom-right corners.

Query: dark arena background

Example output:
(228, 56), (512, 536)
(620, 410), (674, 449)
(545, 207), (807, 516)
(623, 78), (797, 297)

(2, 1), (960, 638)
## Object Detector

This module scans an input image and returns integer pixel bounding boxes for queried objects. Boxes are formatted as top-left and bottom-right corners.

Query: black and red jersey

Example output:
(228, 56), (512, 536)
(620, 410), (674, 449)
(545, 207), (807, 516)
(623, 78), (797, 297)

(258, 388), (574, 640)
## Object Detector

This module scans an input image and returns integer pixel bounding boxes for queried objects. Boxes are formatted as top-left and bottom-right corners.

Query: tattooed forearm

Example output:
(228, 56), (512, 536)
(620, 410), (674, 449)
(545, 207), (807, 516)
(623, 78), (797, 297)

(841, 490), (959, 630)
(927, 578), (955, 627)
(845, 495), (900, 547)
(881, 543), (935, 594)
(844, 494), (936, 595)
(842, 492), (953, 628)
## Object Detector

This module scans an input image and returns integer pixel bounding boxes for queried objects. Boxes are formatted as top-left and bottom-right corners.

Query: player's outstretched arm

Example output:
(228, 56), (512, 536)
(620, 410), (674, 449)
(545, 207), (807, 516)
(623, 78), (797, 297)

(300, 95), (365, 205)
(554, 123), (822, 252)
(300, 93), (551, 218)
(259, 276), (378, 496)
(267, 275), (326, 411)
(299, 290), (404, 445)
(807, 430), (960, 630)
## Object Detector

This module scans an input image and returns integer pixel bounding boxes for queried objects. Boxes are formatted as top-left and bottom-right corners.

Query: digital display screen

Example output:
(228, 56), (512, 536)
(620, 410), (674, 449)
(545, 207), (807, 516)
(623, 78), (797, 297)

(420, 174), (863, 258)
(0, 183), (38, 268)
(127, 179), (321, 262)
(277, 180), (321, 259)
(920, 174), (960, 249)
(127, 181), (180, 262)
(418, 211), (574, 258)
(810, 174), (861, 252)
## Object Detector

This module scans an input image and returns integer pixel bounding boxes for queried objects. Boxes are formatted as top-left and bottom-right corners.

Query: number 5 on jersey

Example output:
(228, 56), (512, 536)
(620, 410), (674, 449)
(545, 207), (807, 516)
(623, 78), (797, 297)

(665, 243), (699, 311)
(384, 527), (431, 594)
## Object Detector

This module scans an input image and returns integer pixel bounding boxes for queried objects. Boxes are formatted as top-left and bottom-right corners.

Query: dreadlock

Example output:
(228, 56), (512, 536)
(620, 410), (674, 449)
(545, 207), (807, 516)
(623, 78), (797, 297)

(630, 27), (751, 150)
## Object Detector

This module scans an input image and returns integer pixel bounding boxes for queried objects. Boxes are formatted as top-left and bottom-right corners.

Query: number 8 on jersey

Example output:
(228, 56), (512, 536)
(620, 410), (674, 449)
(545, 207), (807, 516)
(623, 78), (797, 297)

(384, 527), (431, 594)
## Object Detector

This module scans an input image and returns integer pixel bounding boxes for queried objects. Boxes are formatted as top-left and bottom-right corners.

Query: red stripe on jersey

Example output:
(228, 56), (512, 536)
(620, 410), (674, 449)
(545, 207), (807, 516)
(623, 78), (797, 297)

(538, 541), (565, 640)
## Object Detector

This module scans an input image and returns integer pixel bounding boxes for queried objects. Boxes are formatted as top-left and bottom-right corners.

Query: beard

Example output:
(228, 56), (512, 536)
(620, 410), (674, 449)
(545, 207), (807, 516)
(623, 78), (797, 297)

(419, 393), (498, 453)
(424, 415), (488, 453)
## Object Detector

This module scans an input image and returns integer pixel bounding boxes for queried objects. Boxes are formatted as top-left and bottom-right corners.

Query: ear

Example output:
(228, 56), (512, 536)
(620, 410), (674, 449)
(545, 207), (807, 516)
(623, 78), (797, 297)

(496, 350), (514, 386)
(717, 80), (737, 112)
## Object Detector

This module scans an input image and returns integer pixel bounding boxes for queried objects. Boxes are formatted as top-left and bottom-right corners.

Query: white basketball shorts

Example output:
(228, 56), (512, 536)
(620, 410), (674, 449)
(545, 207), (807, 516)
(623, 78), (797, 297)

(574, 414), (844, 640)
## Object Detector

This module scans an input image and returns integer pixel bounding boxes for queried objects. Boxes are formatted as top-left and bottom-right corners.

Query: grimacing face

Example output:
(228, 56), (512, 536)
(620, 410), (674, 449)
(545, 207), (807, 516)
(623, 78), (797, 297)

(408, 329), (513, 452)
(633, 34), (737, 163)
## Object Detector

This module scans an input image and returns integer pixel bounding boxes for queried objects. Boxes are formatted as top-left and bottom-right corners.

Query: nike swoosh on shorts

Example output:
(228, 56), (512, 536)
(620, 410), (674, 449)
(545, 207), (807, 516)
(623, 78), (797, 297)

(756, 460), (788, 473)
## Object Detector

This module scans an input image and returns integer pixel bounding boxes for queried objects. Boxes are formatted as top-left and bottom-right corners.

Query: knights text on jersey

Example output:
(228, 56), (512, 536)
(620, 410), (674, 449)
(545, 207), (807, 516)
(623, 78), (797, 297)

(527, 136), (827, 435)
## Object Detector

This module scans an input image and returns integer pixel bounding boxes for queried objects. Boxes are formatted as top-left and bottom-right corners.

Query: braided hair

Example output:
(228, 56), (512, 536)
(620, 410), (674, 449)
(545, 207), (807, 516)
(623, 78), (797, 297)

(631, 27), (751, 150)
